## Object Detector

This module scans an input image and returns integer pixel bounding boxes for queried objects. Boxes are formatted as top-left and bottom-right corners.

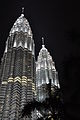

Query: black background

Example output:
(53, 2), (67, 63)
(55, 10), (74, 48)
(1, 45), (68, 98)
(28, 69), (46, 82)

(0, 0), (80, 119)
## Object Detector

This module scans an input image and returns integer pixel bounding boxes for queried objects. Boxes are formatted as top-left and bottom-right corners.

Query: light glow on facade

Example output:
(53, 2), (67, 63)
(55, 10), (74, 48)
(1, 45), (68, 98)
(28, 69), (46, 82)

(36, 38), (60, 102)
(0, 9), (60, 120)
(0, 11), (35, 120)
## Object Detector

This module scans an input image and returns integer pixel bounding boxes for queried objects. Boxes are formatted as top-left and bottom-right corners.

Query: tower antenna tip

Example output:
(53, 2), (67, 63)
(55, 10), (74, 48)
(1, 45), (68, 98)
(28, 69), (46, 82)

(22, 7), (24, 14)
(42, 37), (44, 45)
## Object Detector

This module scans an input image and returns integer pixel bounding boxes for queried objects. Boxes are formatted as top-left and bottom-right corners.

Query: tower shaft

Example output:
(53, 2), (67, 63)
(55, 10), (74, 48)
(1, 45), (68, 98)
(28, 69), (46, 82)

(0, 12), (35, 120)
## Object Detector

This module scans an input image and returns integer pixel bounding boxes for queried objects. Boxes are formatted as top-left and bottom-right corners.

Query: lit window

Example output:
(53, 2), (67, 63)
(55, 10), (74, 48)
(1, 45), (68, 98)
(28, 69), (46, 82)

(2, 81), (7, 85)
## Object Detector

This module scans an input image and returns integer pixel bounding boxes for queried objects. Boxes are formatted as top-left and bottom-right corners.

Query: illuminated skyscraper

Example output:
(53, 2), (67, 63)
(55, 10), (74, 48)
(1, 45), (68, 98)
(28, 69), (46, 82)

(36, 38), (60, 102)
(0, 9), (35, 120)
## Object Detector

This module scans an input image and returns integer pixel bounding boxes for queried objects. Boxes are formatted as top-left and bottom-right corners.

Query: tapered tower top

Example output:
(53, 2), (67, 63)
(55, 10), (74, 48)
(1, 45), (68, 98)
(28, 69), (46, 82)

(9, 8), (32, 37)
(4, 8), (35, 54)
(37, 38), (55, 70)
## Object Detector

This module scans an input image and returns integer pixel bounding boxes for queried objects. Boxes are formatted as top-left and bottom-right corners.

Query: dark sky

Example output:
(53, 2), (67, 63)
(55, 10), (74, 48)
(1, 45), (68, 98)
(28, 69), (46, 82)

(0, 0), (80, 119)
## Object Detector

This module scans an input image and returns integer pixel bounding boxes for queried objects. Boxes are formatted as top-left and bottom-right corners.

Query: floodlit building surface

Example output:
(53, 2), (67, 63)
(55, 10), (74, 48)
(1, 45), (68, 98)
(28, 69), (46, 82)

(36, 40), (60, 102)
(0, 10), (60, 120)
(0, 12), (36, 120)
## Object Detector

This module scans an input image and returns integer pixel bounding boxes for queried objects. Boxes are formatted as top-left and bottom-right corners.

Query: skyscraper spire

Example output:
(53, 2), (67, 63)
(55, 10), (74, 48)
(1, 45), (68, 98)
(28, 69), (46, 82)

(42, 37), (45, 48)
(42, 37), (44, 45)
(22, 7), (24, 14)
(9, 7), (33, 38)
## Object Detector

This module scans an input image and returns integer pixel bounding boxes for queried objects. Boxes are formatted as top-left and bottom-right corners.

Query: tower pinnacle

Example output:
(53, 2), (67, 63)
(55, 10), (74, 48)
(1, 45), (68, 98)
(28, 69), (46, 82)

(42, 37), (45, 48)
(22, 7), (24, 14)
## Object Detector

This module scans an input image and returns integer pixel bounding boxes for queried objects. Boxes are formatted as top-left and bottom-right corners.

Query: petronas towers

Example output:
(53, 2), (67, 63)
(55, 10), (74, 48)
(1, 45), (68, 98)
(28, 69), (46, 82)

(0, 9), (60, 120)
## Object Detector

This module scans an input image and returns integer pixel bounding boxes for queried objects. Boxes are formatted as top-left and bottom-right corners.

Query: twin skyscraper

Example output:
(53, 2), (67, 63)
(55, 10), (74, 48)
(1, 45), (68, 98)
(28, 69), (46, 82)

(0, 9), (60, 120)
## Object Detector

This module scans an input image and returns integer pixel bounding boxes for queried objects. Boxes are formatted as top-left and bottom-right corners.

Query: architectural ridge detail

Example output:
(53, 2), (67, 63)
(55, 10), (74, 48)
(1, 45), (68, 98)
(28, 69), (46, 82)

(9, 11), (32, 37)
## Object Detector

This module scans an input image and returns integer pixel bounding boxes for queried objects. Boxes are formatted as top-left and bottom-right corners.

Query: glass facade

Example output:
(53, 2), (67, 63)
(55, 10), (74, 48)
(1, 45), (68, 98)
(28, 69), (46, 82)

(0, 12), (35, 120)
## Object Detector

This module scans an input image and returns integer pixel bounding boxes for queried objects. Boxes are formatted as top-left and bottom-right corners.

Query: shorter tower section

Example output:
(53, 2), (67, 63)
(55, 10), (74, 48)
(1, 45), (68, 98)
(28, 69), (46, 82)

(36, 38), (60, 102)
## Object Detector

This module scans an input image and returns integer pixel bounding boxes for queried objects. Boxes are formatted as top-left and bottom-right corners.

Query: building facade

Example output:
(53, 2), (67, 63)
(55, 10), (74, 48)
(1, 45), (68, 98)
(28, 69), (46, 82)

(36, 39), (60, 102)
(0, 12), (36, 120)
(0, 9), (60, 120)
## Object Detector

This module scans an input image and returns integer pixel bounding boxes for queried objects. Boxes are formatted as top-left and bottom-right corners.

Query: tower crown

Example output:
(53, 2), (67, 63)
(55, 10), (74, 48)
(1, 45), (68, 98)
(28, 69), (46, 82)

(5, 9), (35, 54)
(37, 38), (56, 70)
(9, 10), (32, 37)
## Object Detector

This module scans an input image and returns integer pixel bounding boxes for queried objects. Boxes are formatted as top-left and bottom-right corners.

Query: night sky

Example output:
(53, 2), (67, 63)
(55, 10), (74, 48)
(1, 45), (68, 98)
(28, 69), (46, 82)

(0, 0), (80, 119)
